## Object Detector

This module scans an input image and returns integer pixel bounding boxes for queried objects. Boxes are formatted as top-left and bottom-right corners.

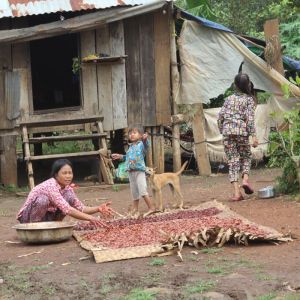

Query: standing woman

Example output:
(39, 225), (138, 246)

(218, 73), (258, 201)
(17, 159), (110, 225)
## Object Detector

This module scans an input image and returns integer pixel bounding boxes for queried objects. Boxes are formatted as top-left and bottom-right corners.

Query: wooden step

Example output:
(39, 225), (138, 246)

(28, 133), (107, 144)
(20, 116), (103, 128)
(24, 151), (102, 161)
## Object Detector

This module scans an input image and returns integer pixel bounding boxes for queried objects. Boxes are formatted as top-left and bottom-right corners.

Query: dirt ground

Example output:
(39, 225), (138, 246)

(0, 167), (300, 300)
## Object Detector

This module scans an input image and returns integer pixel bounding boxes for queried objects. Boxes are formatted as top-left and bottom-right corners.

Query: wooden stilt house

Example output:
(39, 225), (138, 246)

(0, 0), (173, 188)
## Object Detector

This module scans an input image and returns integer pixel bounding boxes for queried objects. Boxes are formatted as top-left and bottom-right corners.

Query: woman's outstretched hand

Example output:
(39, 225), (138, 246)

(89, 216), (108, 228)
(98, 201), (115, 219)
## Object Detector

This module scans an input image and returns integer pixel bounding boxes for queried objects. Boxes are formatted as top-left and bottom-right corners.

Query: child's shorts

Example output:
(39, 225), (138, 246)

(128, 171), (148, 200)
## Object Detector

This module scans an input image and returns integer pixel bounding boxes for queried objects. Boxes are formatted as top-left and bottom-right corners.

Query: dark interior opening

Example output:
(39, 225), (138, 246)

(30, 33), (81, 111)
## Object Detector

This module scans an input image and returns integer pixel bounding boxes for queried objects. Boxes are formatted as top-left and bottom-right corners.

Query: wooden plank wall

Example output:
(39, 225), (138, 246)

(139, 14), (156, 126)
(96, 25), (113, 130)
(124, 11), (171, 127)
(82, 22), (127, 131)
(110, 22), (127, 130)
(0, 19), (18, 185)
(96, 22), (127, 131)
(154, 10), (171, 125)
(80, 30), (98, 116)
(124, 18), (142, 126)
(0, 19), (13, 130)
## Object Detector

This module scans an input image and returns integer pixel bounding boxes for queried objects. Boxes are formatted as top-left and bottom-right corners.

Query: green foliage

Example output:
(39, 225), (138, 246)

(0, 184), (29, 193)
(42, 140), (94, 155)
(267, 109), (300, 194)
(185, 280), (215, 294)
(125, 288), (157, 300)
(278, 161), (299, 195)
(72, 57), (81, 74)
(176, 0), (216, 20)
(257, 91), (273, 104)
(256, 293), (276, 300)
(205, 1), (300, 59)
(267, 131), (290, 167)
(148, 258), (165, 266)
(280, 15), (300, 59)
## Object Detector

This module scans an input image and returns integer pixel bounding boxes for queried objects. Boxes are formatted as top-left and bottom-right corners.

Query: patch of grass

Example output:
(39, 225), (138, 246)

(43, 285), (57, 295)
(189, 267), (198, 273)
(281, 293), (300, 300)
(0, 184), (29, 194)
(185, 280), (216, 295)
(6, 273), (32, 293)
(42, 139), (94, 155)
(255, 273), (275, 281)
(187, 255), (199, 261)
(124, 288), (157, 300)
(141, 272), (161, 286)
(148, 258), (165, 266)
(99, 284), (113, 296)
(200, 247), (223, 254)
(28, 265), (50, 272)
(236, 258), (262, 270)
(80, 279), (89, 290)
(206, 266), (225, 275)
(256, 293), (276, 300)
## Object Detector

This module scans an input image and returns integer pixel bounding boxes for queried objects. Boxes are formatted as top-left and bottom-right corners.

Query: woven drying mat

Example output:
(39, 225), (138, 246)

(73, 200), (292, 263)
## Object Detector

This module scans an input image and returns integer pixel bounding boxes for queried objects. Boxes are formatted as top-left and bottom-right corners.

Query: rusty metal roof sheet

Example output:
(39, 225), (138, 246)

(0, 0), (156, 18)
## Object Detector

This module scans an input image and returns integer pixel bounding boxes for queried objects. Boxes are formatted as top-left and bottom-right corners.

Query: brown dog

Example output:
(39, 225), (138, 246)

(146, 161), (188, 212)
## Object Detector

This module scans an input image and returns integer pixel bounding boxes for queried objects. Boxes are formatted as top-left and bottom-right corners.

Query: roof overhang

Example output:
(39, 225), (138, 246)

(0, 0), (169, 44)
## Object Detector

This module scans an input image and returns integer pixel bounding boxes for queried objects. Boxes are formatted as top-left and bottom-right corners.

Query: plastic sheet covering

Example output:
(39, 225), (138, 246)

(177, 20), (300, 162)
(177, 20), (300, 104)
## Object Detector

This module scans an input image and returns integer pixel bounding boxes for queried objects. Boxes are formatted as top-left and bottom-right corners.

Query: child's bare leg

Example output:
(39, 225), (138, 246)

(143, 195), (155, 216)
(132, 199), (139, 213)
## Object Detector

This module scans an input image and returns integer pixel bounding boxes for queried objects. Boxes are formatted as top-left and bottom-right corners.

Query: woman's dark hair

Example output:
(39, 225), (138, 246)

(50, 159), (73, 178)
(234, 73), (252, 95)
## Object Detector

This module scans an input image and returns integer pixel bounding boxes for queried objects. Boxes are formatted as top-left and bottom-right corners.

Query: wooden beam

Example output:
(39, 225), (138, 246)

(22, 126), (35, 189)
(24, 150), (101, 161)
(145, 126), (153, 168)
(192, 104), (211, 176)
(170, 14), (181, 172)
(28, 133), (107, 143)
(263, 19), (285, 75)
(0, 135), (17, 186)
(0, 2), (166, 44)
(20, 116), (103, 127)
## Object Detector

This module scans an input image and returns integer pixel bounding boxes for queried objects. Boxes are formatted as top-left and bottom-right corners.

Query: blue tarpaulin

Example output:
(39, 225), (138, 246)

(180, 10), (233, 33)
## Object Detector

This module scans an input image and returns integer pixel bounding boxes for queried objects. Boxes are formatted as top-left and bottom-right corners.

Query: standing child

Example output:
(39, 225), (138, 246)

(218, 73), (258, 201)
(111, 125), (155, 217)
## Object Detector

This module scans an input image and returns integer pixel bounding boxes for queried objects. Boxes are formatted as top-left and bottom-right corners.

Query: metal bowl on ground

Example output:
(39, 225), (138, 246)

(258, 186), (275, 199)
(12, 221), (76, 244)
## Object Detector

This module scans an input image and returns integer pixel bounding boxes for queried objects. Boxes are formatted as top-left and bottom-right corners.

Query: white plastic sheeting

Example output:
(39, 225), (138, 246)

(177, 20), (300, 161)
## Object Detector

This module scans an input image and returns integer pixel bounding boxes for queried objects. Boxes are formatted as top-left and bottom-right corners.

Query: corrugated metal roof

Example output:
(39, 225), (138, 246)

(0, 0), (156, 18)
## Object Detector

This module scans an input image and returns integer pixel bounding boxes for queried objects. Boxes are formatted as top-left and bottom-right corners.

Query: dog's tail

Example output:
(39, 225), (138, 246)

(176, 161), (188, 176)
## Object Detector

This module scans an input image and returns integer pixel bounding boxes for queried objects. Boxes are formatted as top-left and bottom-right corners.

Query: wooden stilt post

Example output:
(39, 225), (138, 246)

(192, 104), (211, 176)
(170, 13), (181, 172)
(0, 135), (18, 187)
(152, 127), (159, 171)
(158, 125), (165, 173)
(264, 19), (285, 75)
(22, 126), (35, 189)
(145, 126), (153, 168)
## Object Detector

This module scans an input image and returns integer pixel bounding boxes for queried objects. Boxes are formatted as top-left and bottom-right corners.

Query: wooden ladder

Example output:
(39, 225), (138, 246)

(21, 116), (114, 190)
